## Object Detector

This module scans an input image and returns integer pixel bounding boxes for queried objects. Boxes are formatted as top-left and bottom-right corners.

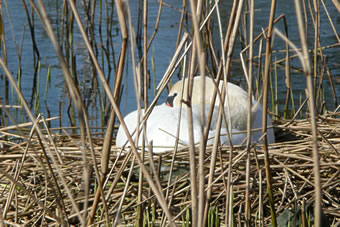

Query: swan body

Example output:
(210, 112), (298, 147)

(207, 128), (247, 146)
(167, 76), (275, 144)
(116, 76), (275, 153)
(116, 104), (247, 153)
(249, 102), (275, 144)
(167, 76), (251, 131)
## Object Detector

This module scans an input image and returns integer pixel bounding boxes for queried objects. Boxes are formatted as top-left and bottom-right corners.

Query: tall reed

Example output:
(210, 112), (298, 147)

(0, 0), (339, 226)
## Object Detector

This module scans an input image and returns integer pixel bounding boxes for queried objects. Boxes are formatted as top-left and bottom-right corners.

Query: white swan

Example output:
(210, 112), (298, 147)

(250, 102), (275, 144)
(116, 104), (247, 153)
(167, 76), (250, 130)
(116, 76), (275, 153)
(166, 76), (275, 144)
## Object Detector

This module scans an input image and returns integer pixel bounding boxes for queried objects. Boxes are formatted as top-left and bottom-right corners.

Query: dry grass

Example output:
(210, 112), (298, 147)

(1, 0), (340, 226)
(0, 114), (339, 226)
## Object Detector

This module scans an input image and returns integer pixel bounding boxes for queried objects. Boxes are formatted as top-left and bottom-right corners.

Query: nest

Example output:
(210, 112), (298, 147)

(0, 114), (339, 226)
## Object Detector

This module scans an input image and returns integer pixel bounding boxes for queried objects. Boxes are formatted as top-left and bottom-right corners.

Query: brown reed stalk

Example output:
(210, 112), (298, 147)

(273, 22), (325, 227)
(191, 0), (243, 222)
(203, 1), (228, 224)
(294, 0), (322, 225)
(21, 0), (40, 59)
(262, 0), (277, 226)
(312, 0), (320, 91)
(0, 58), (73, 225)
(161, 53), (188, 226)
(176, 0), (186, 48)
(99, 151), (135, 217)
(136, 67), (145, 227)
(0, 116), (59, 132)
(188, 0), (206, 226)
(188, 0), (240, 222)
(244, 0), (254, 224)
(143, 0), (148, 110)
(32, 0), (110, 225)
(67, 0), (128, 225)
(137, 1), (149, 223)
(279, 15), (292, 119)
(113, 155), (137, 226)
(183, 72), (198, 226)
(155, 4), (216, 94)
(321, 0), (340, 42)
(103, 11), (127, 169)
(95, 0), (129, 222)
(121, 33), (191, 161)
(224, 0), (244, 224)
(147, 0), (163, 51)
(331, 0), (340, 12)
(136, 0), (163, 70)
(0, 2), (8, 127)
(69, 0), (175, 224)
(156, 30), (201, 98)
(325, 66), (337, 107)
(312, 1), (338, 112)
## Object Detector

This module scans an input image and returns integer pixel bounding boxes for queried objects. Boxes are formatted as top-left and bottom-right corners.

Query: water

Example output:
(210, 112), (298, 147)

(0, 0), (339, 129)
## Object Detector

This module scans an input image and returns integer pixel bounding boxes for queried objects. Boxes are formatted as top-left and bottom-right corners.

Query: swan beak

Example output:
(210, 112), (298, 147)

(166, 95), (175, 107)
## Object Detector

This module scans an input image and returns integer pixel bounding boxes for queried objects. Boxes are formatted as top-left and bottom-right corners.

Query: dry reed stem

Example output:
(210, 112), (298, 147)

(87, 0), (129, 222)
(187, 0), (206, 225)
(223, 0), (245, 224)
(203, 1), (227, 224)
(32, 1), (110, 224)
(120, 1), (176, 225)
(331, 0), (340, 12)
(261, 0), (277, 225)
(294, 0), (322, 225)
(244, 0), (255, 224)
(67, 0), (175, 224)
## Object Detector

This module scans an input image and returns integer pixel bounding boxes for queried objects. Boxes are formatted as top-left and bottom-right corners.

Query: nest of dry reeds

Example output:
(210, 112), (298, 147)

(0, 0), (339, 226)
(0, 113), (339, 226)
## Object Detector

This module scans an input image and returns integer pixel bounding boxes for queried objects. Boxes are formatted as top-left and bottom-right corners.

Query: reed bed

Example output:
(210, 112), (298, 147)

(1, 0), (340, 226)
(0, 116), (339, 226)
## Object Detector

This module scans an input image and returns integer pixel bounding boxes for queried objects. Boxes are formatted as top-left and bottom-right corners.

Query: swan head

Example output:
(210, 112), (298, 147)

(166, 93), (177, 107)
(166, 78), (185, 107)
(166, 76), (215, 107)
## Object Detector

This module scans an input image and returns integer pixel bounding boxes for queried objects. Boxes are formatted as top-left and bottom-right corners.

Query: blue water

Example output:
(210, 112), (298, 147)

(0, 0), (339, 128)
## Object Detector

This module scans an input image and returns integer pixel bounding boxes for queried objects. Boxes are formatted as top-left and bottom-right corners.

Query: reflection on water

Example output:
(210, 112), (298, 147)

(0, 0), (339, 128)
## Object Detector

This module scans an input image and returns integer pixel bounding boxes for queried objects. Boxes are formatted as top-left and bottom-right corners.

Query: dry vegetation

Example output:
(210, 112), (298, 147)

(0, 114), (339, 226)
(0, 0), (339, 226)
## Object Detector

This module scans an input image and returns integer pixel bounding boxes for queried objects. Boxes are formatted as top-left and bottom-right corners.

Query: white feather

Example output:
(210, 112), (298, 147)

(116, 104), (247, 153)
